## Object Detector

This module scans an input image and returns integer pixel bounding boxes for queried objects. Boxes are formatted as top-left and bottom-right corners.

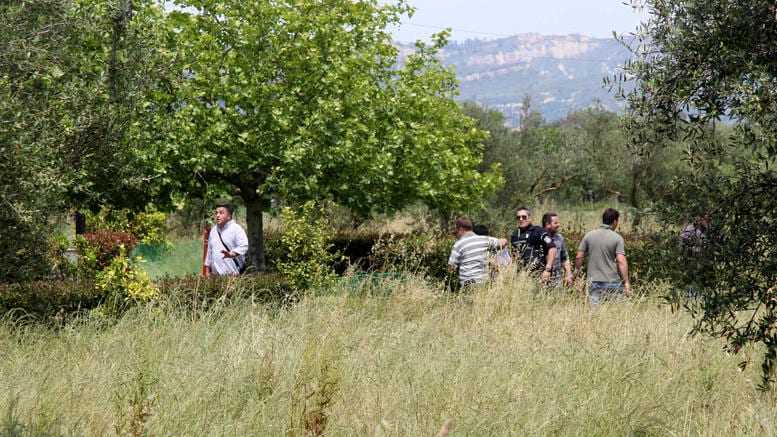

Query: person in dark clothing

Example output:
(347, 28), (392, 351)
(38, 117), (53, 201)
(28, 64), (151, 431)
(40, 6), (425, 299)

(679, 213), (711, 298)
(510, 206), (557, 283)
(679, 214), (710, 255)
(473, 224), (490, 236)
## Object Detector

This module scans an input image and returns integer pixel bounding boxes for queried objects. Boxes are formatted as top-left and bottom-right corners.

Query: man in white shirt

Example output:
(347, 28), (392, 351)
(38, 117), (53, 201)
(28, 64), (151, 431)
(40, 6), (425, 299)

(448, 217), (508, 287)
(204, 203), (249, 276)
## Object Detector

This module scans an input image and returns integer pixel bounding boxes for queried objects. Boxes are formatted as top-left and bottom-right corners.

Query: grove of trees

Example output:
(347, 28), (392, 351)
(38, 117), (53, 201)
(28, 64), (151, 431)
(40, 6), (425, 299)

(462, 99), (685, 220)
(145, 0), (500, 271)
(1, 0), (501, 276)
(4, 0), (777, 391)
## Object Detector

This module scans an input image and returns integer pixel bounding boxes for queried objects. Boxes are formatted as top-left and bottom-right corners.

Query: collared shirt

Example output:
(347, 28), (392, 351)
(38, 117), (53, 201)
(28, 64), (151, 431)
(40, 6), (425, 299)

(205, 220), (249, 275)
(448, 232), (501, 286)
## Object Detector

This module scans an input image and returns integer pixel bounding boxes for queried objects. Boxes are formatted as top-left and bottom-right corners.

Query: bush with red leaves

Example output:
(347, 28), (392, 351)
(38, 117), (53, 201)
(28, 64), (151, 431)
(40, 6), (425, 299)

(83, 231), (138, 269)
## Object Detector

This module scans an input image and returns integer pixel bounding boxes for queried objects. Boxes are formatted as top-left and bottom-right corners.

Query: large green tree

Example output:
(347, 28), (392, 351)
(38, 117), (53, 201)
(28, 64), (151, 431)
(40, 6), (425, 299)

(61, 0), (174, 214)
(0, 0), (73, 280)
(1, 0), (175, 281)
(150, 0), (500, 271)
(619, 0), (777, 387)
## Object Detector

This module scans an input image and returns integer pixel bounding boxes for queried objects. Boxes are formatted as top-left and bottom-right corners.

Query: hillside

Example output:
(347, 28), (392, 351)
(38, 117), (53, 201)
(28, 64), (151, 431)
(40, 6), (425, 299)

(399, 33), (633, 125)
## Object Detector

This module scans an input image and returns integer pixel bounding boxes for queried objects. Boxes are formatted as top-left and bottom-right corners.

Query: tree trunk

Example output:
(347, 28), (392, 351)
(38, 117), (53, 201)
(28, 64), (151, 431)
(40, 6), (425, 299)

(243, 194), (266, 272)
(630, 166), (642, 230)
(438, 211), (452, 233)
(108, 0), (133, 103)
(74, 211), (86, 235)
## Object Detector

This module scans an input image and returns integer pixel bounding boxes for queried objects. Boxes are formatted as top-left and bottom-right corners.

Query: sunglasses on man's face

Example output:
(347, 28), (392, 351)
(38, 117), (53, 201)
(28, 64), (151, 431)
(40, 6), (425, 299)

(516, 215), (529, 220)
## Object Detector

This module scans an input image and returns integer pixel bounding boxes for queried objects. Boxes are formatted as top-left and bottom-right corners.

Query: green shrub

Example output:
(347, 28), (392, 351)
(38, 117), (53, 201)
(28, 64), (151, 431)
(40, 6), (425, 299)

(85, 207), (170, 247)
(155, 273), (292, 311)
(0, 209), (52, 283)
(266, 231), (392, 275)
(0, 272), (291, 324)
(95, 248), (160, 316)
(0, 279), (101, 322)
(370, 232), (453, 280)
(276, 202), (341, 291)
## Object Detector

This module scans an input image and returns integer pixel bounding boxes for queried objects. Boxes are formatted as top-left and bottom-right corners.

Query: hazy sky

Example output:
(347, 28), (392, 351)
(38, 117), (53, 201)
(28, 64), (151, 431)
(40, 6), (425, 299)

(390, 0), (646, 42)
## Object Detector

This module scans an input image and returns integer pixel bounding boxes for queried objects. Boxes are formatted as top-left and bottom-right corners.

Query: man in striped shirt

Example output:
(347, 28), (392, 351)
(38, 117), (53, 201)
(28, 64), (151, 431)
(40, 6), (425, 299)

(448, 217), (508, 287)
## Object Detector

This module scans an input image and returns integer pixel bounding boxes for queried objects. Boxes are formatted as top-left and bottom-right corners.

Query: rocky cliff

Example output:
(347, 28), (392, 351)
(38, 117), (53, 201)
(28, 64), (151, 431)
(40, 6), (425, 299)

(399, 33), (633, 125)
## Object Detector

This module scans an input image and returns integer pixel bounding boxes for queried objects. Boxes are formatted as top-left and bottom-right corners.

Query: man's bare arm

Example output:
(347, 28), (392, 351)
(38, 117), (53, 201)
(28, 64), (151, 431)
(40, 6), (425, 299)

(563, 260), (573, 285)
(616, 253), (632, 296)
(574, 251), (585, 274)
(545, 247), (557, 271)
(540, 247), (557, 282)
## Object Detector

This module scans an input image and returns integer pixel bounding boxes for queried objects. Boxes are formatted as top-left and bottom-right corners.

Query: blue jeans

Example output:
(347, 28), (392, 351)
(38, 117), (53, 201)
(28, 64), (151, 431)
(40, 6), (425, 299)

(588, 281), (624, 305)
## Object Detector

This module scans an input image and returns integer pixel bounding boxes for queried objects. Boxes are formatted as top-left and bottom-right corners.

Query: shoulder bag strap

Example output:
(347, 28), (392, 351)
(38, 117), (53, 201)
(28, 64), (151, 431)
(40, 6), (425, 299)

(216, 227), (242, 272)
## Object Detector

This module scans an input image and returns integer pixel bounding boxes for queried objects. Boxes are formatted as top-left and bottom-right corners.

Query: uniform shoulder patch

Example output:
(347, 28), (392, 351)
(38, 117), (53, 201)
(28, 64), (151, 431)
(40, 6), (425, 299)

(543, 235), (552, 244)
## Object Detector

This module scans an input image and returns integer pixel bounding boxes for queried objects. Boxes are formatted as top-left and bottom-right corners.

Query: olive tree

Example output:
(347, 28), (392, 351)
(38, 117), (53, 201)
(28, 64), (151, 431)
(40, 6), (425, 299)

(1, 0), (178, 281)
(619, 0), (777, 387)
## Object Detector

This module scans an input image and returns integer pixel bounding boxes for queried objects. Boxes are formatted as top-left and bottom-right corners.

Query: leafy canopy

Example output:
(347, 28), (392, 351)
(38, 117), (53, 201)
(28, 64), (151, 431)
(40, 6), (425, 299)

(150, 0), (500, 215)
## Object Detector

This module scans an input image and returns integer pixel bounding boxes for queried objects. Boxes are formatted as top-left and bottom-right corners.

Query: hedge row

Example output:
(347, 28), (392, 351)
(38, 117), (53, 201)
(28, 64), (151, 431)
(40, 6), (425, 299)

(0, 230), (679, 323)
(0, 279), (103, 322)
(304, 230), (678, 284)
(0, 274), (291, 323)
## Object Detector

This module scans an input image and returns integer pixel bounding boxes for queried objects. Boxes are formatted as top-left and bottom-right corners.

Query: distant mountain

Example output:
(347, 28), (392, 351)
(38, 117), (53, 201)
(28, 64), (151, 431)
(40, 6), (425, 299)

(398, 33), (633, 126)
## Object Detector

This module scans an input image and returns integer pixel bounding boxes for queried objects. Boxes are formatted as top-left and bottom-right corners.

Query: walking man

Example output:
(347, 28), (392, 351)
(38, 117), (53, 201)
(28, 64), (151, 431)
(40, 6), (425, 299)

(448, 217), (508, 288)
(511, 206), (557, 283)
(542, 212), (573, 287)
(204, 202), (249, 277)
(575, 208), (631, 305)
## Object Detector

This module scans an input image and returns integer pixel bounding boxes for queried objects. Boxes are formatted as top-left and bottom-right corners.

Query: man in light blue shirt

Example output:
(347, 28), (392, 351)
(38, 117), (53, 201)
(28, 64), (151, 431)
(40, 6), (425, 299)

(204, 202), (249, 276)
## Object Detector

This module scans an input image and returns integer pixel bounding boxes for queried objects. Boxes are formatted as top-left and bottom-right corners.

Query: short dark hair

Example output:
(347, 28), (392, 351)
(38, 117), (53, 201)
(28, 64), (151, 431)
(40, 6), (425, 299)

(602, 208), (619, 226)
(455, 216), (473, 231)
(516, 206), (531, 216)
(215, 202), (235, 216)
(473, 224), (490, 236)
(541, 212), (558, 227)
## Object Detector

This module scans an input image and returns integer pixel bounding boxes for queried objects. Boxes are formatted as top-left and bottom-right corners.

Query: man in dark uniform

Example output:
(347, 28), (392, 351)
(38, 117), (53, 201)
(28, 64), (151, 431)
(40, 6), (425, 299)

(510, 206), (557, 283)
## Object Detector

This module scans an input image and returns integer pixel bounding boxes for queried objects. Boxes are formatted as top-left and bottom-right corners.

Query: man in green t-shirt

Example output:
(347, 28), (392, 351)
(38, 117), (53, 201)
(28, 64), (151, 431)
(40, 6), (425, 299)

(575, 208), (632, 305)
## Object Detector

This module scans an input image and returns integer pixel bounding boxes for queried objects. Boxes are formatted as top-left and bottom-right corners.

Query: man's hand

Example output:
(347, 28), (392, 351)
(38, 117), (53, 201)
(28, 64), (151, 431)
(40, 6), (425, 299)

(540, 270), (551, 283)
(624, 282), (633, 297)
(563, 273), (574, 287)
(221, 250), (237, 259)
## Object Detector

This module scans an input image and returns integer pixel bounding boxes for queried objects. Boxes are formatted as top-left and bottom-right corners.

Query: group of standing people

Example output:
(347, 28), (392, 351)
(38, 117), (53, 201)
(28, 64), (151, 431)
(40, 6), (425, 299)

(447, 207), (632, 305)
(203, 201), (633, 306)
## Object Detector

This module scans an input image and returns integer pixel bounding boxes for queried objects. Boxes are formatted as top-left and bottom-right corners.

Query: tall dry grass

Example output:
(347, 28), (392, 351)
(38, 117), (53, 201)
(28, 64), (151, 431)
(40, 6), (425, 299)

(1, 272), (774, 435)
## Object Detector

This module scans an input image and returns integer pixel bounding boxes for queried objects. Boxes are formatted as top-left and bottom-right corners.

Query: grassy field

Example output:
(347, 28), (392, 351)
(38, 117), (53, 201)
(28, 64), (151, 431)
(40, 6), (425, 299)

(1, 272), (775, 436)
(133, 238), (203, 279)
